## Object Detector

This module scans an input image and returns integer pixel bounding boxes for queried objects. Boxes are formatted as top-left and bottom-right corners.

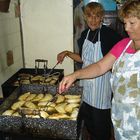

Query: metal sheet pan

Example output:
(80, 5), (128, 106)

(0, 85), (82, 140)
(1, 68), (64, 98)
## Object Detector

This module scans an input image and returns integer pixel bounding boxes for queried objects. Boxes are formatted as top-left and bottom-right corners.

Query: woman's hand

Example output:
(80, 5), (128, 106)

(57, 51), (69, 64)
(58, 74), (77, 93)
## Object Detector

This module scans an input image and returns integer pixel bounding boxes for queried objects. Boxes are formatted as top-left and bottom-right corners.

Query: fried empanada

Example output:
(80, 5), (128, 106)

(55, 95), (65, 104)
(40, 93), (53, 102)
(11, 100), (25, 110)
(48, 113), (70, 120)
(65, 103), (79, 113)
(66, 98), (81, 104)
(55, 103), (67, 114)
(64, 95), (81, 99)
(40, 111), (49, 119)
(70, 108), (79, 120)
(47, 102), (56, 107)
(49, 80), (56, 85)
(32, 93), (44, 102)
(12, 111), (21, 117)
(45, 77), (52, 83)
(26, 115), (40, 118)
(47, 106), (56, 113)
(2, 110), (14, 116)
(38, 101), (48, 107)
(24, 101), (37, 109)
(25, 94), (36, 101)
(31, 75), (42, 81)
(18, 92), (30, 101)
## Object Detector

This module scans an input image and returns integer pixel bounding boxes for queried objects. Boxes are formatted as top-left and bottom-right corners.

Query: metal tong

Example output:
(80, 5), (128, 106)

(43, 86), (58, 105)
(45, 61), (59, 77)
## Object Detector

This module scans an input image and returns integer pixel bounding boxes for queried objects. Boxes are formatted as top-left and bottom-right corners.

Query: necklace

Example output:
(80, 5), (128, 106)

(92, 29), (99, 42)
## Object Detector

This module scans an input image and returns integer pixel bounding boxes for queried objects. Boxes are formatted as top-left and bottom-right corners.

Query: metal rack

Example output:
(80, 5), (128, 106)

(35, 59), (48, 75)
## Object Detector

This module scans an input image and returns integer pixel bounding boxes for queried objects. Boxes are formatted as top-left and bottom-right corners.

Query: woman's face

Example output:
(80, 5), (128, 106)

(85, 13), (102, 31)
(124, 16), (140, 41)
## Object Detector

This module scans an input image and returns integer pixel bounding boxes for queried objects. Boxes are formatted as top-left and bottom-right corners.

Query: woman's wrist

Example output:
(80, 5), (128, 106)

(73, 71), (80, 80)
(65, 51), (70, 57)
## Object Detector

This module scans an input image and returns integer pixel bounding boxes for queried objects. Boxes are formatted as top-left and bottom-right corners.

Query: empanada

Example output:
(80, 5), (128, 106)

(11, 100), (25, 110)
(65, 103), (79, 113)
(40, 93), (53, 102)
(25, 94), (36, 101)
(32, 93), (44, 102)
(2, 110), (14, 116)
(64, 95), (81, 99)
(48, 113), (70, 120)
(55, 95), (65, 104)
(12, 111), (21, 117)
(66, 98), (81, 104)
(40, 111), (49, 119)
(18, 92), (30, 101)
(55, 103), (67, 114)
(38, 101), (48, 107)
(70, 108), (79, 120)
(24, 101), (37, 109)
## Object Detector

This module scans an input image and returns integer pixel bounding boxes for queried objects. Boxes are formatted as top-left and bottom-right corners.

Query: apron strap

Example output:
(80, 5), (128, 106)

(115, 40), (132, 66)
(82, 29), (90, 46)
(98, 29), (100, 42)
(86, 29), (90, 40)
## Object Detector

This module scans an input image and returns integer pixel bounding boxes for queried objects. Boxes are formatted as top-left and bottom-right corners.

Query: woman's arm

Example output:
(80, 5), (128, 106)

(67, 51), (82, 63)
(57, 50), (82, 63)
(59, 53), (116, 93)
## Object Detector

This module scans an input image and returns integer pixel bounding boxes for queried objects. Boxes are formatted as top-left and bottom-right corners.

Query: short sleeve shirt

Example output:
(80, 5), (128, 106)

(110, 38), (136, 58)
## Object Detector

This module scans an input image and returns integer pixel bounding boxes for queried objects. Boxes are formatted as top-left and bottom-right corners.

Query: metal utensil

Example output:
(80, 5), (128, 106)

(45, 61), (59, 77)
(35, 59), (48, 75)
(45, 86), (58, 106)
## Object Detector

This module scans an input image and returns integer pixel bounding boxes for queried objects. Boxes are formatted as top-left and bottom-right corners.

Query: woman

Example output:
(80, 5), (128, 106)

(59, 0), (140, 139)
(57, 2), (122, 140)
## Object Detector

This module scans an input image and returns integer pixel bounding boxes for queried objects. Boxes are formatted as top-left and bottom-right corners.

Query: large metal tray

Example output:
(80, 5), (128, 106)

(1, 68), (64, 98)
(0, 84), (82, 140)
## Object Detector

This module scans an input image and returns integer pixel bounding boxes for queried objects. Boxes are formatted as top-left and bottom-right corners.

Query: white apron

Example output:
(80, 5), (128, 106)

(110, 40), (140, 140)
(81, 29), (112, 109)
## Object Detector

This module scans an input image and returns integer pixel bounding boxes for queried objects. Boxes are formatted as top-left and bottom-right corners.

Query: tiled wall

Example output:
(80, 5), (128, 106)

(0, 0), (23, 97)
